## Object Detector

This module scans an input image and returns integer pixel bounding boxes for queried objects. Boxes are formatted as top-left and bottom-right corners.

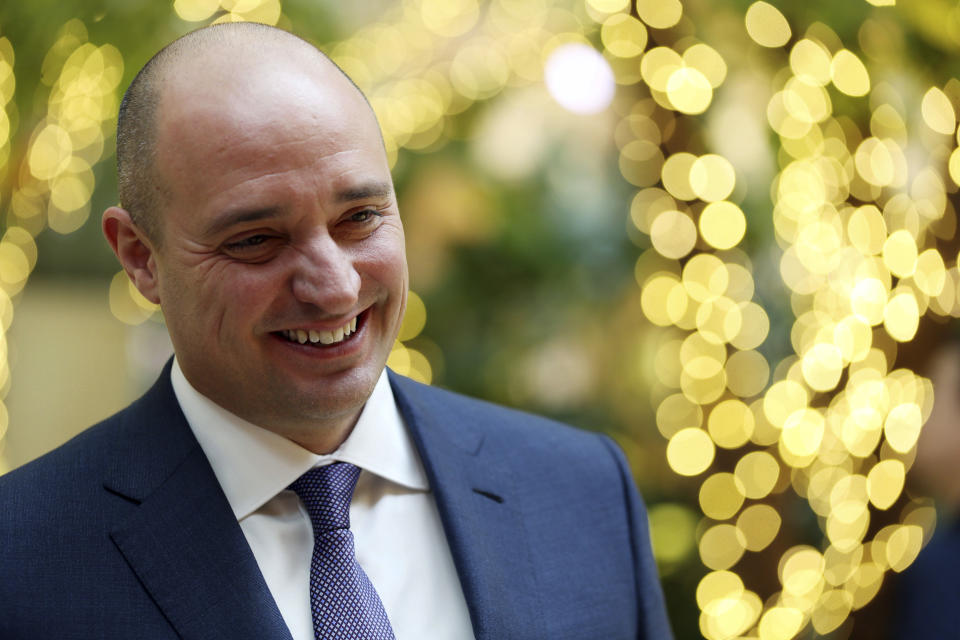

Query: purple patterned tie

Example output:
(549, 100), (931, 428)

(288, 462), (396, 640)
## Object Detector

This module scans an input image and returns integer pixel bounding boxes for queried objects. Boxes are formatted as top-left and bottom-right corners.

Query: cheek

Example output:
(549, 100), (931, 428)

(365, 224), (407, 284)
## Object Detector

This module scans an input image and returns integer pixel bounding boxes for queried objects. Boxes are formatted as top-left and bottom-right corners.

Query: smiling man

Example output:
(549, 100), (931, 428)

(0, 23), (671, 640)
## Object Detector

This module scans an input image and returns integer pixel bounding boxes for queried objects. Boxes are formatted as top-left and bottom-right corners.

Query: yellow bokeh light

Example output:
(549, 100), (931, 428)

(725, 348), (770, 398)
(914, 248), (946, 297)
(883, 292), (920, 342)
(764, 379), (809, 428)
(696, 296), (742, 344)
(650, 210), (697, 259)
(108, 271), (156, 326)
(745, 1), (791, 49)
(699, 523), (747, 570)
(882, 229), (917, 278)
(601, 14), (647, 58)
(620, 140), (665, 187)
(629, 188), (675, 233)
(640, 46), (683, 93)
(866, 459), (905, 510)
(700, 201), (747, 250)
(0, 288), (13, 332)
(173, 0), (221, 22)
(855, 137), (906, 187)
(648, 503), (698, 564)
(737, 504), (781, 552)
(831, 49), (870, 97)
(398, 290), (427, 341)
(790, 39), (831, 85)
(730, 302), (770, 351)
(707, 399), (754, 449)
(28, 123), (72, 181)
(697, 570), (745, 609)
(725, 263), (754, 303)
(781, 407), (825, 458)
(812, 588), (853, 634)
(783, 76), (831, 124)
(667, 427), (716, 476)
(422, 0), (480, 38)
(780, 545), (825, 595)
(757, 606), (804, 640)
(701, 589), (762, 640)
(847, 562), (883, 609)
(920, 86), (956, 135)
(683, 43), (727, 89)
(680, 332), (727, 379)
(683, 254), (729, 302)
(636, 0), (682, 30)
(833, 316), (872, 364)
(661, 151), (698, 201)
(0, 242), (30, 294)
(50, 173), (92, 212)
(699, 472), (746, 521)
(405, 347), (434, 384)
(883, 403), (922, 453)
(847, 205), (887, 256)
(666, 67), (713, 115)
(641, 273), (689, 327)
(587, 0), (630, 13)
(801, 342), (844, 392)
(656, 393), (703, 438)
(681, 366), (728, 405)
(850, 277), (888, 326)
(450, 41), (509, 100)
(690, 154), (736, 203)
(885, 525), (923, 572)
(949, 147), (960, 187)
(735, 451), (780, 499)
(826, 502), (870, 553)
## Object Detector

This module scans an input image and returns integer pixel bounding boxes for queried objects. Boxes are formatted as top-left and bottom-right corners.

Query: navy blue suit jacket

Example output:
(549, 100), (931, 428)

(0, 364), (671, 639)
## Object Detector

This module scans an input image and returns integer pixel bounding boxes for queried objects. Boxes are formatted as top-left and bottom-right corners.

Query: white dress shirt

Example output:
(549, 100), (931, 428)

(170, 360), (474, 640)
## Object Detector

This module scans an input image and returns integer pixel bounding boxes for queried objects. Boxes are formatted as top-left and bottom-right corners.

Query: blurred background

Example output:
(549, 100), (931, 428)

(2, 0), (959, 638)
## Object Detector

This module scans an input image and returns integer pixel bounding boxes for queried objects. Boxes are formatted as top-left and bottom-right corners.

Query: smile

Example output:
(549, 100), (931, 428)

(278, 316), (358, 346)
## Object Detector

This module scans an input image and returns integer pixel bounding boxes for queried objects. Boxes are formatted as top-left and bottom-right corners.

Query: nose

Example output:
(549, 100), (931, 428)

(290, 234), (361, 314)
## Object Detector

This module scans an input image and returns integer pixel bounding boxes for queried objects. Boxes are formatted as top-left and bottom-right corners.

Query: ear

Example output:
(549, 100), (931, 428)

(102, 206), (162, 305)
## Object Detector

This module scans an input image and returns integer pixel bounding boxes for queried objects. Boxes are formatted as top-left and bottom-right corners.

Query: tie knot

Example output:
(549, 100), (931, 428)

(288, 462), (361, 533)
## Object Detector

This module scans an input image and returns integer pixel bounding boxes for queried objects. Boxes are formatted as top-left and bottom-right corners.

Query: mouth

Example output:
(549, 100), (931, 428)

(273, 313), (361, 348)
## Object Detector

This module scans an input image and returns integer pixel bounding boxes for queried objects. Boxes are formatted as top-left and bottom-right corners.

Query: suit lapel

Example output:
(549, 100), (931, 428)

(390, 372), (548, 640)
(104, 363), (291, 640)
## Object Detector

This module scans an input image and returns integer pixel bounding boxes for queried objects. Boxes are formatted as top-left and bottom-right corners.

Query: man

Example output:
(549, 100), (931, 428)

(0, 23), (671, 639)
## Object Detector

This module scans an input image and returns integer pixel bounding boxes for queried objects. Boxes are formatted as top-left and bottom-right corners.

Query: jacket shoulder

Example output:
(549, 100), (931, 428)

(389, 371), (612, 456)
(0, 364), (196, 522)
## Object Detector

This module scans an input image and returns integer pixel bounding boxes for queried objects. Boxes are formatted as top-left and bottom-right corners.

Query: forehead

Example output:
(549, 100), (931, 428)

(152, 55), (389, 214)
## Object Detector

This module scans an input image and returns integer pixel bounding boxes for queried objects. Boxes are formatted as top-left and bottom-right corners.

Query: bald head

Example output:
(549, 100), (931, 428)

(116, 23), (372, 244)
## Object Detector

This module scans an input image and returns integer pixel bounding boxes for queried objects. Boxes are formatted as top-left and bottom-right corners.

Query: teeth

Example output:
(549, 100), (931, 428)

(284, 317), (358, 346)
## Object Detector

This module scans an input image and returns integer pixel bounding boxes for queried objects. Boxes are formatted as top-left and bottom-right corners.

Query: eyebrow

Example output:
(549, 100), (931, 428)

(202, 181), (395, 238)
(335, 180), (394, 203)
(202, 206), (283, 239)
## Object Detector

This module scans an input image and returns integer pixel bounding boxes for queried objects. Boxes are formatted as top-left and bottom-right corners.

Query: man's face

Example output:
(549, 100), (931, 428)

(146, 60), (407, 446)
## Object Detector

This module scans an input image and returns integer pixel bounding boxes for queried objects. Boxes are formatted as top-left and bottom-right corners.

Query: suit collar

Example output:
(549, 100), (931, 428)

(389, 371), (548, 640)
(104, 361), (292, 640)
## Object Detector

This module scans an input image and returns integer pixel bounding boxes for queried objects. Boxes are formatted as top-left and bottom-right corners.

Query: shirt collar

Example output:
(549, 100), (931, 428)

(170, 359), (429, 521)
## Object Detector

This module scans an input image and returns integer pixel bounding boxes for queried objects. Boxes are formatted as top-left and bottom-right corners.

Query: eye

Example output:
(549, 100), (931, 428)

(224, 234), (271, 251)
(348, 209), (383, 224)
